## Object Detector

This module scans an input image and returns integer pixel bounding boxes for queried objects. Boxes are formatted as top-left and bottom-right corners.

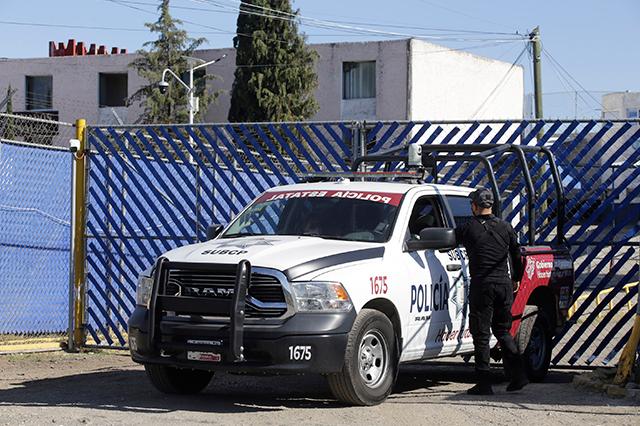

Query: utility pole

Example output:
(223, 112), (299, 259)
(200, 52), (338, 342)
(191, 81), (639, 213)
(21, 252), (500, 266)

(530, 27), (543, 120)
(529, 26), (545, 237)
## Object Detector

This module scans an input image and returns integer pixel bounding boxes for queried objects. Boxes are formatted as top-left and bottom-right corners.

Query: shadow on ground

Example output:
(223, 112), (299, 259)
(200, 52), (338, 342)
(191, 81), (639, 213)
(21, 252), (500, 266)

(0, 362), (636, 414)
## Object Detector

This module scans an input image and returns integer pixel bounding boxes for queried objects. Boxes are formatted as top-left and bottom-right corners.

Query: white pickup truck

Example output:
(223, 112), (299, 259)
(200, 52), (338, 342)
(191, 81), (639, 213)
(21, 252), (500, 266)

(128, 145), (574, 405)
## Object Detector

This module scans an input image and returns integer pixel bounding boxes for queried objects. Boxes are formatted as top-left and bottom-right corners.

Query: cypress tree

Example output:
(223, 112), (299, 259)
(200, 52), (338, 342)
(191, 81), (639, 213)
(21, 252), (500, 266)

(228, 0), (318, 122)
(129, 0), (217, 124)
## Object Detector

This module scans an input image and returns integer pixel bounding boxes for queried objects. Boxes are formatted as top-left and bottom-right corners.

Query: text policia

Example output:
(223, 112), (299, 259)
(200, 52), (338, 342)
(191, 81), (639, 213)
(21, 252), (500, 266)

(258, 190), (404, 206)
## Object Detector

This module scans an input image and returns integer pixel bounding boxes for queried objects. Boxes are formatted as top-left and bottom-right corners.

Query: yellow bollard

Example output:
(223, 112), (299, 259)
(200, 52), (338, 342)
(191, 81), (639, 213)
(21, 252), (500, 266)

(614, 313), (640, 385)
(623, 282), (638, 311)
(70, 119), (87, 351)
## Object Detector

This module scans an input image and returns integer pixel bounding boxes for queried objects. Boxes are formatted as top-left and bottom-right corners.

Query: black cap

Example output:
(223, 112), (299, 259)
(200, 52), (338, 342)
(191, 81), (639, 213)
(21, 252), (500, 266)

(470, 188), (494, 208)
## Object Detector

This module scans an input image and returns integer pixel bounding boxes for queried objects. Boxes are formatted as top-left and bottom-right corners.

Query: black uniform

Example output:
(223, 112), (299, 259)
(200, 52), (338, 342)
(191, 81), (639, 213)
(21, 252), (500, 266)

(455, 214), (523, 375)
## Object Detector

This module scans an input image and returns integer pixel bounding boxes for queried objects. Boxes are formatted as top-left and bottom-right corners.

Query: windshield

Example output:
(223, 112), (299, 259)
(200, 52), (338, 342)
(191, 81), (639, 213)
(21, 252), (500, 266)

(222, 189), (403, 243)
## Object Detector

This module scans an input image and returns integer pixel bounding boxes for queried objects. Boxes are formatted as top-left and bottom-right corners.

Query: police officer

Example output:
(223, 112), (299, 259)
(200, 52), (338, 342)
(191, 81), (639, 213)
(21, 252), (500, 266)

(455, 187), (529, 395)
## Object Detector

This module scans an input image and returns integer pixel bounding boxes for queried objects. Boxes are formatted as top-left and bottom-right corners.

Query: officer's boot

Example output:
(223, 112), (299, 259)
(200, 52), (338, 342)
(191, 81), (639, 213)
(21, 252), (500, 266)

(467, 370), (494, 395)
(504, 352), (529, 392)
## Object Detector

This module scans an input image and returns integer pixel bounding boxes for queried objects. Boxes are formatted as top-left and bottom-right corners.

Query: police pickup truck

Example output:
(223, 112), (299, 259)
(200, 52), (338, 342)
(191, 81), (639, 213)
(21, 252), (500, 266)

(128, 144), (575, 405)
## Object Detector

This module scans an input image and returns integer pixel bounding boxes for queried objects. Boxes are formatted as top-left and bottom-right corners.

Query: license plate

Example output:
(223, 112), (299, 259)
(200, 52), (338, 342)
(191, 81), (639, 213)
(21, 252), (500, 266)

(187, 351), (222, 362)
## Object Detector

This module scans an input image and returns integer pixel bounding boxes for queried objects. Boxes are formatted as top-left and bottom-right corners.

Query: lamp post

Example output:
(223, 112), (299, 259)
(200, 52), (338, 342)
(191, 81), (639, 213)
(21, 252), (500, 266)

(159, 54), (226, 126)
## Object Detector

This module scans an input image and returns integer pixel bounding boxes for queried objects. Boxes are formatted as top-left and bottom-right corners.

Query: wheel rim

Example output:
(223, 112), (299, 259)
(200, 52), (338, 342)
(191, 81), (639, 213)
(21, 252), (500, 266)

(358, 330), (389, 388)
(527, 323), (546, 371)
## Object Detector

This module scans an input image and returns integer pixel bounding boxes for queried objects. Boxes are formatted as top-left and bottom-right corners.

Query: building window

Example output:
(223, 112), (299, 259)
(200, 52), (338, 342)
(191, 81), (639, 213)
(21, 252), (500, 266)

(99, 73), (128, 107)
(25, 75), (53, 110)
(626, 108), (639, 119)
(343, 61), (376, 100)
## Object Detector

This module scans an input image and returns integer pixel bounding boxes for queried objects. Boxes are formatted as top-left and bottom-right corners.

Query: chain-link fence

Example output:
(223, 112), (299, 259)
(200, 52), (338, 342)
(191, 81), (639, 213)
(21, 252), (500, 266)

(0, 112), (75, 148)
(83, 119), (639, 368)
(0, 114), (637, 366)
(0, 113), (74, 347)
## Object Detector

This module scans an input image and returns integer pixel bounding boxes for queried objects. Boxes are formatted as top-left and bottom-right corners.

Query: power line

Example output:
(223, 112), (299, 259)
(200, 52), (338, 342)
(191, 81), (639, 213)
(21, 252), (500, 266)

(207, 0), (522, 36)
(542, 46), (614, 118)
(471, 45), (528, 119)
(541, 48), (611, 118)
(0, 20), (149, 32)
(195, 0), (526, 42)
(0, 17), (517, 39)
(416, 0), (515, 31)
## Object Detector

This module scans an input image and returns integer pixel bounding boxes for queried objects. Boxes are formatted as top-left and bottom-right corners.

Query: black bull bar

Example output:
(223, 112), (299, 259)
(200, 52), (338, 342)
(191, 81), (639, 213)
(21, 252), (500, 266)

(147, 258), (252, 362)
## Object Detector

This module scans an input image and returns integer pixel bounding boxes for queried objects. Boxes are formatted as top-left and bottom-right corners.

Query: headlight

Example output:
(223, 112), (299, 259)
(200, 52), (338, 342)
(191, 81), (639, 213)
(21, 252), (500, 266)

(292, 281), (352, 312)
(136, 275), (154, 308)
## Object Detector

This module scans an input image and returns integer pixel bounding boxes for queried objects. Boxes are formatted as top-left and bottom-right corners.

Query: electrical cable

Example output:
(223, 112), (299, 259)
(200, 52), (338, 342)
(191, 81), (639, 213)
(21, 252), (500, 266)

(195, 0), (527, 42)
(197, 0), (522, 36)
(542, 48), (610, 118)
(0, 20), (149, 32)
(415, 0), (515, 31)
(471, 44), (528, 119)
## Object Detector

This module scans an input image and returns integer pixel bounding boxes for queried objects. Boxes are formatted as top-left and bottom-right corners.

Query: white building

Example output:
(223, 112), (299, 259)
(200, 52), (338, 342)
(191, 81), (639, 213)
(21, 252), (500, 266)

(602, 91), (640, 120)
(0, 38), (523, 136)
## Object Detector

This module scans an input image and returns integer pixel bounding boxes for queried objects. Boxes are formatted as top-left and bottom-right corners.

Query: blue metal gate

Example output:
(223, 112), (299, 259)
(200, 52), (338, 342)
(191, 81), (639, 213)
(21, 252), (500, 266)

(84, 120), (639, 367)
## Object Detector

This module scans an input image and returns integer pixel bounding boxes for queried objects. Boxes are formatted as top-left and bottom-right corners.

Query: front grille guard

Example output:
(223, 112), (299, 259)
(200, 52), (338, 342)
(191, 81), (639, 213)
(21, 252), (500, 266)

(147, 258), (294, 363)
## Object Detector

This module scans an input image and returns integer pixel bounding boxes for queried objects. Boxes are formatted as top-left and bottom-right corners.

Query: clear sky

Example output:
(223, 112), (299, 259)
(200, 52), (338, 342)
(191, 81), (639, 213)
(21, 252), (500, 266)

(1, 0), (638, 118)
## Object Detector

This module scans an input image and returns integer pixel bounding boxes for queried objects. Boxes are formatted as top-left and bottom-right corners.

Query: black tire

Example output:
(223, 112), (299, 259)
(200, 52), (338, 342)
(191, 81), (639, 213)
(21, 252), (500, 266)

(144, 364), (214, 394)
(327, 308), (397, 406)
(517, 306), (552, 382)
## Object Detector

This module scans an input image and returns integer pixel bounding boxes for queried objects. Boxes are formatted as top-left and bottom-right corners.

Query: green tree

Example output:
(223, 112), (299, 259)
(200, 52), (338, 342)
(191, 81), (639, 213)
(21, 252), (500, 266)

(228, 0), (318, 122)
(129, 0), (217, 124)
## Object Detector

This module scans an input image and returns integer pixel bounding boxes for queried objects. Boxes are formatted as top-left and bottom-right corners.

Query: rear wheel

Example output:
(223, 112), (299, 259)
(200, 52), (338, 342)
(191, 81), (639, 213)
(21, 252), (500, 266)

(517, 306), (552, 382)
(327, 309), (397, 406)
(144, 364), (214, 394)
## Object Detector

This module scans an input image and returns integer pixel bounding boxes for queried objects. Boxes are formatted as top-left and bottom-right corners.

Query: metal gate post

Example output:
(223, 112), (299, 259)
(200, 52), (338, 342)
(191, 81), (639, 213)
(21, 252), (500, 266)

(68, 119), (88, 351)
(351, 121), (366, 174)
(350, 121), (360, 166)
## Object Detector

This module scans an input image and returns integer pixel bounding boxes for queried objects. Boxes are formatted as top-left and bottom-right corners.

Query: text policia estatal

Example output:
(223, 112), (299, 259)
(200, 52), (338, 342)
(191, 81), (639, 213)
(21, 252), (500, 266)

(259, 190), (403, 206)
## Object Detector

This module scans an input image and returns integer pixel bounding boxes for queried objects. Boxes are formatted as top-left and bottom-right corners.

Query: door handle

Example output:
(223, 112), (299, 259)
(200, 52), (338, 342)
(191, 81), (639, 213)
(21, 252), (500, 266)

(447, 264), (462, 271)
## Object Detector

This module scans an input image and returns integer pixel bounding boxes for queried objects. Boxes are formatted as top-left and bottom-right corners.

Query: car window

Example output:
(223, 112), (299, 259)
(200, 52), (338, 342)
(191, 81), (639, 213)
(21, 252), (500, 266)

(222, 190), (402, 243)
(407, 196), (444, 238)
(446, 195), (474, 227)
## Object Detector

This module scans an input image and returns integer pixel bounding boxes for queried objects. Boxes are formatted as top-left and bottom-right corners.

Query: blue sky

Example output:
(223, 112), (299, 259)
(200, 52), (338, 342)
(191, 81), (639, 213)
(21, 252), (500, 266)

(1, 0), (637, 118)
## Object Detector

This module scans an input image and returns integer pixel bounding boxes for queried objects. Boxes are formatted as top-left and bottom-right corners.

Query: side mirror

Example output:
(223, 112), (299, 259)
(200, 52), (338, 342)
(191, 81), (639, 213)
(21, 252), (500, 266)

(206, 224), (224, 241)
(406, 228), (456, 252)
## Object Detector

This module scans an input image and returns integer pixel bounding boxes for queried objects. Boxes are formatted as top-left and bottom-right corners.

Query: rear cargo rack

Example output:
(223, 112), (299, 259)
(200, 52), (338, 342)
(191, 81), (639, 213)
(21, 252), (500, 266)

(301, 170), (425, 182)
(351, 143), (566, 245)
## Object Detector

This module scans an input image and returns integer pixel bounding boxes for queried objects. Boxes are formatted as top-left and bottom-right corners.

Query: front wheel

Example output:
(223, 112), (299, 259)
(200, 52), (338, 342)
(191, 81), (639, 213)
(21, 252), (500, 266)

(327, 309), (397, 406)
(144, 364), (214, 394)
(518, 307), (552, 382)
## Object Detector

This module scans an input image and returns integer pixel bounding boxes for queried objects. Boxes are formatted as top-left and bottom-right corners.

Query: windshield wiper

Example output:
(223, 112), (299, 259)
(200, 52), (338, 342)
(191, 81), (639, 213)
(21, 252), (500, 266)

(296, 233), (351, 241)
(221, 232), (263, 238)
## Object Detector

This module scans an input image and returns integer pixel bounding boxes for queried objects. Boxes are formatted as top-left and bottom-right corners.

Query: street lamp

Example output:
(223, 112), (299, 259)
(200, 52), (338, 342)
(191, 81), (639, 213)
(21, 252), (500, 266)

(159, 54), (226, 125)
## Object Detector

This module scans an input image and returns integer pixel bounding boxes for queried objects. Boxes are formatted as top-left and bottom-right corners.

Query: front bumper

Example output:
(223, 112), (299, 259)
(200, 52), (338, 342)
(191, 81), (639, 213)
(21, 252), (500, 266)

(128, 306), (355, 374)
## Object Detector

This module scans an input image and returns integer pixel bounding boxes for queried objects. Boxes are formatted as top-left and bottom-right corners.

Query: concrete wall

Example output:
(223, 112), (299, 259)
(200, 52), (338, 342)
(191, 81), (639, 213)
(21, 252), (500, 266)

(0, 54), (145, 125)
(408, 39), (523, 121)
(0, 38), (523, 133)
(196, 40), (410, 122)
(191, 47), (236, 123)
(312, 40), (408, 121)
(602, 92), (640, 119)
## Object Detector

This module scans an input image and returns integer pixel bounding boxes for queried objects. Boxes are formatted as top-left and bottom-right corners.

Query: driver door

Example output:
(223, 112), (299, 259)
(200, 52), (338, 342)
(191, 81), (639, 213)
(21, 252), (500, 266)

(401, 194), (470, 360)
